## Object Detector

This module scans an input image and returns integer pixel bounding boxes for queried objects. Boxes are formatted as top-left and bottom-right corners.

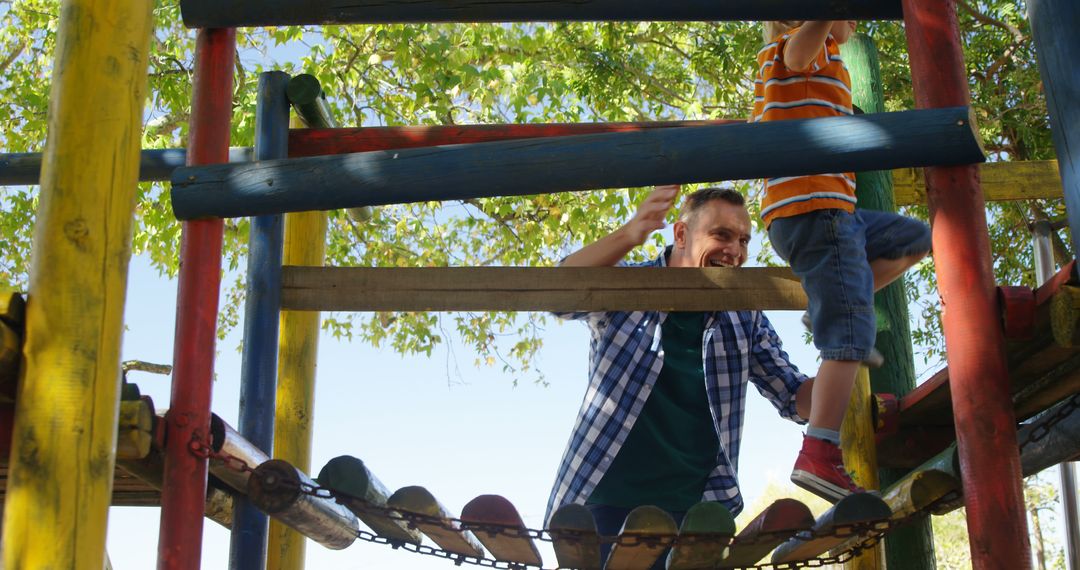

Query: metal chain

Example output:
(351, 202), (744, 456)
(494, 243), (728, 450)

(208, 446), (950, 570)
(1019, 392), (1080, 451)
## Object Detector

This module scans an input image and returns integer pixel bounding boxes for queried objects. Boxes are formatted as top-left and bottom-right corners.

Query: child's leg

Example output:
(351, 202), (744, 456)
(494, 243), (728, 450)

(808, 359), (860, 431)
(861, 210), (932, 291)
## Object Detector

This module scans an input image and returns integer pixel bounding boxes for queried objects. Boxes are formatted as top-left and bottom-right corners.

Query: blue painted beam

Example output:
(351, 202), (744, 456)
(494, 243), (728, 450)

(0, 147), (252, 186)
(1030, 0), (1080, 272)
(171, 106), (985, 220)
(180, 0), (902, 28)
(229, 71), (290, 570)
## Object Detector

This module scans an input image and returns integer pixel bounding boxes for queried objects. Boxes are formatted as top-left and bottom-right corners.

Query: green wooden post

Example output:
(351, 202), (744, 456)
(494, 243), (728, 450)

(842, 33), (937, 570)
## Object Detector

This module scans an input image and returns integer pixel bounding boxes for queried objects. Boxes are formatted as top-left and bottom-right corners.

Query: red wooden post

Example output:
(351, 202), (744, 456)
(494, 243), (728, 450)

(901, 1), (1032, 568)
(157, 27), (236, 570)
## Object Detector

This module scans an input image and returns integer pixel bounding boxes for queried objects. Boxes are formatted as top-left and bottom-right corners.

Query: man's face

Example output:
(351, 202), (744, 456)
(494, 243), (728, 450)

(672, 200), (751, 268)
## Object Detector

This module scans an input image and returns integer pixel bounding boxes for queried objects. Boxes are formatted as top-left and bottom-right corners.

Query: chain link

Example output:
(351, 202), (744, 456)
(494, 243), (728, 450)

(1019, 392), (1080, 451)
(213, 447), (949, 570)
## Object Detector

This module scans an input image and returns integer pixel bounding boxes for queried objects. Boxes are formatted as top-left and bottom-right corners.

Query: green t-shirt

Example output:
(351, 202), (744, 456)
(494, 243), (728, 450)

(587, 312), (720, 511)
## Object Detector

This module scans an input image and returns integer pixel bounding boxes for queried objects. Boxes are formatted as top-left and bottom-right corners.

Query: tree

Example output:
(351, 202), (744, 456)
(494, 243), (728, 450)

(0, 1), (1064, 382)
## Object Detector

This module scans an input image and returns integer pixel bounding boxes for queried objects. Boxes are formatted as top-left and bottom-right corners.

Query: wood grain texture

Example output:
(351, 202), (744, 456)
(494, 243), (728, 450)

(171, 107), (984, 220)
(666, 502), (735, 570)
(461, 495), (543, 566)
(605, 505), (677, 570)
(316, 455), (422, 544)
(0, 0), (153, 567)
(179, 0), (903, 28)
(771, 493), (891, 563)
(892, 161), (1063, 206)
(549, 504), (601, 570)
(720, 499), (813, 568)
(386, 486), (484, 557)
(281, 266), (807, 312)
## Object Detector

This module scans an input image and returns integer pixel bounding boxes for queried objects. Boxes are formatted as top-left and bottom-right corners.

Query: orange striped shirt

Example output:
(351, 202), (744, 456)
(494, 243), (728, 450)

(752, 28), (856, 226)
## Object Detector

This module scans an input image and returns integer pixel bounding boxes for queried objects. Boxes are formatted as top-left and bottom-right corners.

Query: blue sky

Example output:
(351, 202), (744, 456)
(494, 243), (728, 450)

(106, 226), (834, 569)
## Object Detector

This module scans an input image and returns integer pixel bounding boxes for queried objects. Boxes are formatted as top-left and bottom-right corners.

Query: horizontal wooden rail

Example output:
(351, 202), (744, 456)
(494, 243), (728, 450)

(280, 266), (808, 312)
(893, 160), (1062, 205)
(172, 107), (984, 220)
(179, 0), (903, 28)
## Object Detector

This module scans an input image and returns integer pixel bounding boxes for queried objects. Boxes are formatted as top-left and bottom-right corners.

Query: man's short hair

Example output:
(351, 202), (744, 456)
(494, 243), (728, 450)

(763, 20), (803, 44)
(678, 187), (746, 224)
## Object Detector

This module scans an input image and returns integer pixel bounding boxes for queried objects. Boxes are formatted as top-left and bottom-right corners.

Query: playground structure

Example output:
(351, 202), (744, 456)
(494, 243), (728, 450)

(0, 1), (1079, 570)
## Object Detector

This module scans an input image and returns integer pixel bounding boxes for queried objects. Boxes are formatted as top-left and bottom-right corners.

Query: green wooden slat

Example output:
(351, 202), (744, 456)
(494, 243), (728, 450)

(770, 493), (891, 563)
(666, 502), (735, 570)
(605, 505), (676, 570)
(549, 504), (601, 570)
(316, 456), (421, 544)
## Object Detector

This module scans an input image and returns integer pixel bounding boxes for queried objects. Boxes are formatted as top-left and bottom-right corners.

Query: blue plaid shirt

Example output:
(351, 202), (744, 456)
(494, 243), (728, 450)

(545, 249), (809, 521)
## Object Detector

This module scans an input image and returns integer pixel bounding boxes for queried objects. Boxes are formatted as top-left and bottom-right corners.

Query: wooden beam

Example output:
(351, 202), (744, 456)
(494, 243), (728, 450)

(280, 266), (807, 312)
(171, 107), (985, 220)
(893, 160), (1063, 206)
(179, 0), (903, 28)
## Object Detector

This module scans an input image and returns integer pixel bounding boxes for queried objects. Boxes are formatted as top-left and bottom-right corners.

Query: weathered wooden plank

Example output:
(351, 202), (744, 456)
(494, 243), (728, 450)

(281, 266), (807, 312)
(719, 499), (814, 568)
(881, 468), (959, 519)
(892, 160), (1063, 206)
(179, 0), (903, 28)
(549, 504), (601, 570)
(386, 486), (484, 557)
(316, 456), (421, 544)
(460, 494), (542, 566)
(171, 107), (984, 220)
(770, 493), (891, 563)
(604, 505), (676, 570)
(247, 459), (359, 550)
(666, 502), (735, 570)
(116, 400), (154, 460)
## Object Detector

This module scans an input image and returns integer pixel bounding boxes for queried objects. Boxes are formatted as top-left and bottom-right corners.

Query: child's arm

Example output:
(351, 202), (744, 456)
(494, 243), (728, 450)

(782, 21), (834, 72)
(560, 185), (678, 267)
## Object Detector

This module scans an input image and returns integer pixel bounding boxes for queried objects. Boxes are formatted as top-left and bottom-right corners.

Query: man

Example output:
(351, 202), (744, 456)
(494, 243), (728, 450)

(545, 185), (813, 566)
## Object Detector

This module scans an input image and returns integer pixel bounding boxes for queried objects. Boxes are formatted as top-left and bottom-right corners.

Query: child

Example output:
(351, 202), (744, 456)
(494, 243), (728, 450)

(753, 21), (932, 502)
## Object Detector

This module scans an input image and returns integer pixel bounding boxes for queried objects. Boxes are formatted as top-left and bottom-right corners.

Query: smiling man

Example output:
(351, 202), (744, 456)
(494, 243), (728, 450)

(545, 185), (814, 569)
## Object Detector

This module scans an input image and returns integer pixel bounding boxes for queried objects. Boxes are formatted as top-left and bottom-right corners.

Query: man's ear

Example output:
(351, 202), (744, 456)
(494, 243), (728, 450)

(672, 220), (688, 249)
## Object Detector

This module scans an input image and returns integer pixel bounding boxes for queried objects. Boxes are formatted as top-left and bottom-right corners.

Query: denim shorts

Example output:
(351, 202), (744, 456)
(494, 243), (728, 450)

(768, 209), (931, 361)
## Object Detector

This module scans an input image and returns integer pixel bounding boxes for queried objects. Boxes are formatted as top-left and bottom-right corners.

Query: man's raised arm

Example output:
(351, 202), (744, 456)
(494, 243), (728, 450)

(560, 185), (679, 267)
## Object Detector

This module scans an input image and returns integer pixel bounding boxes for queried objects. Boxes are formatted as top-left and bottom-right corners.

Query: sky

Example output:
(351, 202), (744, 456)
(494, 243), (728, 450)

(105, 227), (838, 570)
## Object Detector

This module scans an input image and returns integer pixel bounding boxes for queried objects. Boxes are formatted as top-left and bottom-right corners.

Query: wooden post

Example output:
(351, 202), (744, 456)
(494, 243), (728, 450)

(842, 33), (936, 570)
(902, 1), (1032, 568)
(838, 368), (881, 569)
(0, 0), (152, 566)
(231, 71), (291, 570)
(1029, 0), (1080, 276)
(267, 114), (328, 570)
(178, 0), (903, 28)
(158, 27), (236, 570)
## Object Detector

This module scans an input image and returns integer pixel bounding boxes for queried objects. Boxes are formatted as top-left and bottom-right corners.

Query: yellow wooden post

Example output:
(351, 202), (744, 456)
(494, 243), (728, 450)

(839, 367), (883, 569)
(268, 116), (328, 570)
(0, 0), (152, 567)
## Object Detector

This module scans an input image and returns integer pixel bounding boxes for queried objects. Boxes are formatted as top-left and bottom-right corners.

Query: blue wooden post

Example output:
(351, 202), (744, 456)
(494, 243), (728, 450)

(229, 70), (290, 570)
(1030, 0), (1080, 270)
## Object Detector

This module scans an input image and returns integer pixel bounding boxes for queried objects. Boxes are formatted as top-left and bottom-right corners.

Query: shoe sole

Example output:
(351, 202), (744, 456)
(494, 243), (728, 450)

(790, 469), (850, 504)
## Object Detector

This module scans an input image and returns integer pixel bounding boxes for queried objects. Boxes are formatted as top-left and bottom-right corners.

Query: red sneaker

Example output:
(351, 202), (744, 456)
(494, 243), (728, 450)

(790, 435), (866, 503)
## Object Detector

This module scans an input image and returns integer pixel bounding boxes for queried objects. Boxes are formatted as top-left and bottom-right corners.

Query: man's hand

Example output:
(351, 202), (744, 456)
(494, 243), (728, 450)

(559, 185), (680, 267)
(623, 185), (679, 246)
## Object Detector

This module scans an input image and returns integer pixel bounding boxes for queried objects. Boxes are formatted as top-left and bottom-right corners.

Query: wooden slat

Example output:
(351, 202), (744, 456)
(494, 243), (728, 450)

(666, 502), (735, 570)
(720, 499), (814, 568)
(549, 504), (601, 570)
(461, 495), (542, 566)
(116, 400), (153, 460)
(316, 456), (421, 544)
(770, 493), (891, 563)
(281, 266), (806, 312)
(892, 160), (1063, 206)
(386, 486), (484, 557)
(179, 0), (904, 28)
(605, 505), (677, 570)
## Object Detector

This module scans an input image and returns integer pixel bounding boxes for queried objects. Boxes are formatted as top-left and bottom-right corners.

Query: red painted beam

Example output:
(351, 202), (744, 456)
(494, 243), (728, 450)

(287, 120), (743, 157)
(157, 27), (236, 570)
(902, 1), (1032, 568)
